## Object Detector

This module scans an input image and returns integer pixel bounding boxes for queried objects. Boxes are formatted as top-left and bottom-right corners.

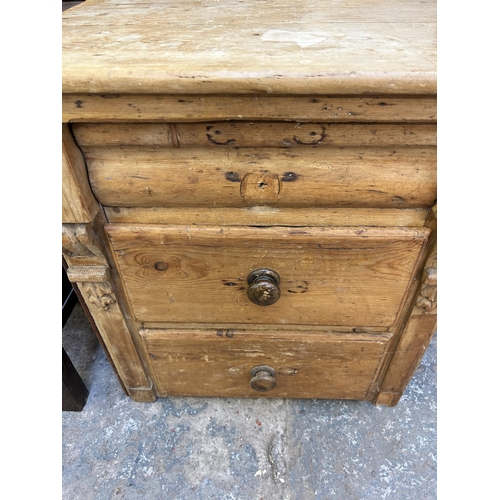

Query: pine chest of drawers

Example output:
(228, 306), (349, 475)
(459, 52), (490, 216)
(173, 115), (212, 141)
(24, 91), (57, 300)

(62, 0), (437, 405)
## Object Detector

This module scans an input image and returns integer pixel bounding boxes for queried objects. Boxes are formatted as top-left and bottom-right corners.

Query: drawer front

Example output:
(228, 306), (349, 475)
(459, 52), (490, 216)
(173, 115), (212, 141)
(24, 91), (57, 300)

(140, 329), (392, 399)
(72, 122), (437, 148)
(106, 225), (430, 327)
(86, 146), (436, 209)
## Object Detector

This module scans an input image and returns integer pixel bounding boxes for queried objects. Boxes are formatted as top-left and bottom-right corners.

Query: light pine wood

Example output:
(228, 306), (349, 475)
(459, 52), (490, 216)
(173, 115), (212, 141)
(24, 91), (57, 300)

(63, 94), (436, 123)
(140, 328), (393, 399)
(62, 0), (436, 95)
(66, 265), (109, 283)
(62, 124), (99, 223)
(105, 224), (430, 327)
(62, 0), (437, 405)
(104, 206), (429, 228)
(372, 204), (437, 406)
(85, 146), (436, 208)
(72, 122), (437, 148)
(374, 314), (436, 406)
(140, 322), (388, 334)
(63, 214), (156, 401)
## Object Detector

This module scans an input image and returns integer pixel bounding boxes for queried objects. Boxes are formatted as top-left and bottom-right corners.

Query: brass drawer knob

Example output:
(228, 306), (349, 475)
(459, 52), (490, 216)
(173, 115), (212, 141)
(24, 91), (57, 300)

(247, 268), (281, 306)
(250, 365), (277, 392)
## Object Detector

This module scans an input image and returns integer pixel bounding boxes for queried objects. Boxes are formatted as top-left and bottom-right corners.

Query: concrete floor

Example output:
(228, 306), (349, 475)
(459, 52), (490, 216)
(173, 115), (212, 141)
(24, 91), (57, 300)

(62, 303), (437, 499)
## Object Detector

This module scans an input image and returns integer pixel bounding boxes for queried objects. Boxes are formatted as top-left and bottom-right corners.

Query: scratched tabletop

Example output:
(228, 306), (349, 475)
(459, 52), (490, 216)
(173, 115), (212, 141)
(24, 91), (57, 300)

(62, 0), (437, 95)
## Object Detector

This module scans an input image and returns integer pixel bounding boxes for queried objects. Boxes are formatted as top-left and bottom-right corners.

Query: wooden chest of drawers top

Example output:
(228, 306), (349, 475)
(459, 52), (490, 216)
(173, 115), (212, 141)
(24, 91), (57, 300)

(62, 0), (436, 96)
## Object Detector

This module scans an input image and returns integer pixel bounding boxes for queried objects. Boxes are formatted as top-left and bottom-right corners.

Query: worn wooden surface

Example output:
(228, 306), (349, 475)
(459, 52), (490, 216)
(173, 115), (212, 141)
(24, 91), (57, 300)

(140, 329), (393, 399)
(72, 122), (437, 148)
(63, 94), (436, 123)
(86, 146), (436, 208)
(62, 124), (99, 223)
(105, 225), (430, 327)
(104, 206), (429, 227)
(62, 0), (436, 95)
(373, 205), (437, 405)
(62, 0), (437, 405)
(62, 213), (156, 401)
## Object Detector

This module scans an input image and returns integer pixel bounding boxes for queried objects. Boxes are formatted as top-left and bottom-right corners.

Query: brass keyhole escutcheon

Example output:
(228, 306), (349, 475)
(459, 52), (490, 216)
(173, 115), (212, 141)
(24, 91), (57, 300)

(247, 268), (281, 306)
(250, 365), (277, 392)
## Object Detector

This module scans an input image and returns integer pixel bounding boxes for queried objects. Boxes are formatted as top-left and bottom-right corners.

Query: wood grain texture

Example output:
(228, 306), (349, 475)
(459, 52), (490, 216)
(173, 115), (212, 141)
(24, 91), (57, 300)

(63, 94), (436, 123)
(66, 265), (109, 283)
(73, 277), (152, 392)
(62, 124), (99, 223)
(62, 0), (436, 95)
(105, 224), (430, 327)
(104, 206), (429, 228)
(374, 314), (436, 406)
(86, 146), (436, 208)
(62, 223), (106, 266)
(140, 328), (393, 399)
(372, 203), (437, 405)
(63, 215), (155, 398)
(72, 122), (437, 148)
(140, 322), (388, 334)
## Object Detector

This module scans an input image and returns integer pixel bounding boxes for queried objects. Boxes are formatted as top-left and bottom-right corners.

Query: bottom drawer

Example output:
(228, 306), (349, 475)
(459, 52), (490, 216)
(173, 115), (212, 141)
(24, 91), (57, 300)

(140, 329), (392, 400)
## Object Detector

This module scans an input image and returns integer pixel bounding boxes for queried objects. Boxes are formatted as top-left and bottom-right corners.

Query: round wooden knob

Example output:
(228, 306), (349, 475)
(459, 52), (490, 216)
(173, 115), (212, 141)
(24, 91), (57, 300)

(247, 268), (281, 306)
(250, 365), (277, 392)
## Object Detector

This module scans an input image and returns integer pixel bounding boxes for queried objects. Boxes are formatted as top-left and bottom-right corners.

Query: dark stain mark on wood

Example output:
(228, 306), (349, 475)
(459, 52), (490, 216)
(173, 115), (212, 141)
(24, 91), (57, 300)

(131, 175), (149, 179)
(287, 281), (308, 293)
(216, 329), (224, 336)
(293, 124), (325, 145)
(281, 172), (299, 182)
(154, 262), (169, 271)
(392, 196), (406, 204)
(223, 281), (238, 286)
(225, 171), (241, 182)
(100, 94), (120, 99)
(149, 353), (157, 360)
(225, 329), (235, 338)
(75, 100), (83, 108)
(278, 367), (298, 376)
(207, 133), (236, 145)
(289, 230), (309, 235)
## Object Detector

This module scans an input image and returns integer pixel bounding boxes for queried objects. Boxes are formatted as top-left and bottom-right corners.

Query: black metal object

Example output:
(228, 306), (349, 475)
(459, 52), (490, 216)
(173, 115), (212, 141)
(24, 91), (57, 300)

(62, 266), (89, 411)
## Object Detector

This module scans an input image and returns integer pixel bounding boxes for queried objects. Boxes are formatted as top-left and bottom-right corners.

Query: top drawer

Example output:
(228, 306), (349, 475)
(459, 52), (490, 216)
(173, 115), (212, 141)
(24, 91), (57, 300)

(75, 122), (436, 209)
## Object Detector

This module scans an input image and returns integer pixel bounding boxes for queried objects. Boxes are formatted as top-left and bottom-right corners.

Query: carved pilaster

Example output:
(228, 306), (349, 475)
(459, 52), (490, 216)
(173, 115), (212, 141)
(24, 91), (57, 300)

(82, 282), (117, 310)
(414, 245), (437, 315)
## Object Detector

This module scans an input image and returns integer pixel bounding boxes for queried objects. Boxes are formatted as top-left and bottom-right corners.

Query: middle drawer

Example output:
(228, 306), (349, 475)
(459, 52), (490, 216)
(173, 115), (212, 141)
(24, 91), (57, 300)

(105, 224), (430, 328)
